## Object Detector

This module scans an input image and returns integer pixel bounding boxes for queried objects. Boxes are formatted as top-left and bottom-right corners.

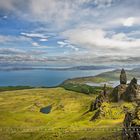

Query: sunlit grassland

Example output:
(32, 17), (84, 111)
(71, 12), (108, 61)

(0, 87), (134, 140)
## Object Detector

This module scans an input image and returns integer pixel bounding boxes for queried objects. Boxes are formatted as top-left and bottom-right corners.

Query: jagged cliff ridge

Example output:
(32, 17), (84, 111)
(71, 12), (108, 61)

(111, 69), (140, 102)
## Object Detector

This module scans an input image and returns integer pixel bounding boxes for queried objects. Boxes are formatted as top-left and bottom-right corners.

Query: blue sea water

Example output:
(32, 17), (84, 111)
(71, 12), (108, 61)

(0, 69), (113, 87)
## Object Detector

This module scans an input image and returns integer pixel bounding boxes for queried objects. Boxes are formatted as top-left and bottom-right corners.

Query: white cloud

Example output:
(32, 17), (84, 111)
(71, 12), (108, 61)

(112, 33), (133, 41)
(0, 0), (118, 28)
(21, 32), (48, 39)
(0, 47), (48, 64)
(57, 41), (79, 51)
(0, 0), (139, 30)
(110, 17), (140, 27)
(62, 28), (140, 49)
(57, 41), (68, 48)
(32, 42), (40, 47)
(0, 0), (140, 65)
(0, 35), (31, 43)
(31, 42), (48, 49)
(0, 48), (25, 54)
(123, 17), (135, 27)
(40, 38), (48, 42)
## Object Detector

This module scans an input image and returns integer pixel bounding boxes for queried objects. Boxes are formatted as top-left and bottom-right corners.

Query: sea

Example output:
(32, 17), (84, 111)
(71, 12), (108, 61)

(0, 69), (113, 87)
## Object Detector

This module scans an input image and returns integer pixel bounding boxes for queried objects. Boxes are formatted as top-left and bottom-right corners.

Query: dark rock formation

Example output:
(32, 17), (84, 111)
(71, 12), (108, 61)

(110, 84), (128, 102)
(111, 69), (140, 102)
(90, 109), (100, 121)
(124, 78), (140, 102)
(89, 85), (108, 111)
(110, 69), (128, 102)
(123, 112), (134, 127)
(123, 102), (140, 140)
(89, 94), (104, 111)
(120, 68), (127, 84)
(103, 84), (107, 96)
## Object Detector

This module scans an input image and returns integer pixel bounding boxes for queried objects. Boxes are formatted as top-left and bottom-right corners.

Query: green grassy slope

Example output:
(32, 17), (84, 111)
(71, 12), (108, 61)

(0, 86), (34, 92)
(63, 68), (140, 85)
(0, 88), (134, 140)
(60, 83), (105, 95)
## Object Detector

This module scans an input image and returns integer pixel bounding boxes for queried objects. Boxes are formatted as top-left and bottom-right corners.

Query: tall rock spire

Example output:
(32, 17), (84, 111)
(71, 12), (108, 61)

(120, 69), (127, 84)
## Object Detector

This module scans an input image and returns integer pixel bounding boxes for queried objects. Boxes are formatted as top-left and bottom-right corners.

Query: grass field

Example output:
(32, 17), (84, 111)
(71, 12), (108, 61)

(0, 86), (34, 92)
(0, 87), (135, 140)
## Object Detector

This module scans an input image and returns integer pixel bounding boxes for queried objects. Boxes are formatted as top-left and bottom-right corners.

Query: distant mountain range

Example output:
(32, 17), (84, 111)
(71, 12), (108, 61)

(0, 65), (113, 71)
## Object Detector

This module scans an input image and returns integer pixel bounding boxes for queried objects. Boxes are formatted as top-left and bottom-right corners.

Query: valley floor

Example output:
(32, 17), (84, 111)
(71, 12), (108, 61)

(0, 88), (131, 140)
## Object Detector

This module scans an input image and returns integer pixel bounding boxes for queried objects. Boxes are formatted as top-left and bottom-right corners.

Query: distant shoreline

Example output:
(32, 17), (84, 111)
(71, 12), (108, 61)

(0, 65), (113, 71)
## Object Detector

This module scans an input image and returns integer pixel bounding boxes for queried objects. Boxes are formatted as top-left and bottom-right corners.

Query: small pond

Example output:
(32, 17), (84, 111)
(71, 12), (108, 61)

(40, 105), (52, 114)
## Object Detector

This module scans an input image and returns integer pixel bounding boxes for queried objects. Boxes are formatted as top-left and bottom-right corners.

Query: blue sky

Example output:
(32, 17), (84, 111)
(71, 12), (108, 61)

(0, 0), (140, 67)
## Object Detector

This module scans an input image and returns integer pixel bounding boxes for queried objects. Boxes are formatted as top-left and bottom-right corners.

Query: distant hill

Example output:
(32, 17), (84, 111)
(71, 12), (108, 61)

(62, 68), (140, 85)
(62, 65), (113, 70)
(0, 65), (112, 71)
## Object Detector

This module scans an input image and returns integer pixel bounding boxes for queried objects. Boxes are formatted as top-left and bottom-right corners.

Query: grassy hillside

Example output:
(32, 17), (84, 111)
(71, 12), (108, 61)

(61, 83), (105, 95)
(0, 88), (135, 140)
(63, 68), (140, 85)
(0, 86), (34, 92)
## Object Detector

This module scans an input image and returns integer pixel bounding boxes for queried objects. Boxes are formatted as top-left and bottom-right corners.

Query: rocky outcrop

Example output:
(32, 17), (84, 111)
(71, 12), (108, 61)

(90, 94), (104, 111)
(120, 68), (127, 84)
(111, 84), (128, 102)
(90, 68), (140, 125)
(110, 69), (128, 102)
(90, 84), (108, 111)
(111, 69), (140, 102)
(123, 102), (140, 140)
(90, 68), (140, 106)
(124, 78), (139, 102)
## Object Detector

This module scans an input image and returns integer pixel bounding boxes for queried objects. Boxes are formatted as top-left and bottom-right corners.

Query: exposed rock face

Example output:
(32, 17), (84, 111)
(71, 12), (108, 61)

(110, 69), (128, 102)
(124, 78), (138, 102)
(123, 103), (140, 140)
(111, 69), (140, 102)
(120, 68), (127, 84)
(111, 84), (128, 102)
(90, 84), (108, 111)
(89, 94), (104, 111)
